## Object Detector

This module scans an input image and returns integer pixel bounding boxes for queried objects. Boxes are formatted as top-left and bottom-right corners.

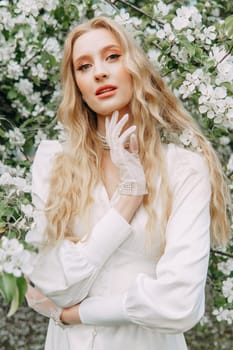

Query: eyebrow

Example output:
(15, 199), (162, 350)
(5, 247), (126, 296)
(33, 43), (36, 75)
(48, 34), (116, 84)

(73, 44), (121, 66)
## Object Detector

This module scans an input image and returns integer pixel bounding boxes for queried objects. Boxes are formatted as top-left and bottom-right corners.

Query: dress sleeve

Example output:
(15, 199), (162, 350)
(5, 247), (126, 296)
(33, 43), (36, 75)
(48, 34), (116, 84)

(79, 146), (211, 333)
(26, 141), (132, 308)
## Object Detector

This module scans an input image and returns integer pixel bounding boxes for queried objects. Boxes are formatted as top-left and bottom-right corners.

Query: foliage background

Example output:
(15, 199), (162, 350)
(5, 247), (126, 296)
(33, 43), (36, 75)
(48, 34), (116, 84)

(0, 0), (233, 349)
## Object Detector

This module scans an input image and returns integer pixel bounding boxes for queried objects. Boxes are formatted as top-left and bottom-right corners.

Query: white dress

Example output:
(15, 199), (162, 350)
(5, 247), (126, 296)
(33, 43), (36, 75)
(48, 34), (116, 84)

(26, 140), (211, 350)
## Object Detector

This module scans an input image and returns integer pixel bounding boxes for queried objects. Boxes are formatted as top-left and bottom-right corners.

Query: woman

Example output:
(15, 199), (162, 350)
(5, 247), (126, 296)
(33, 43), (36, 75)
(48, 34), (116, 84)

(26, 17), (230, 350)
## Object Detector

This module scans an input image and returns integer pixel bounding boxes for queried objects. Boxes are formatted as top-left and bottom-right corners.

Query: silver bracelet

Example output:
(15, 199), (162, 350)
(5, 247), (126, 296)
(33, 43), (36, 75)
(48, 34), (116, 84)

(119, 181), (147, 196)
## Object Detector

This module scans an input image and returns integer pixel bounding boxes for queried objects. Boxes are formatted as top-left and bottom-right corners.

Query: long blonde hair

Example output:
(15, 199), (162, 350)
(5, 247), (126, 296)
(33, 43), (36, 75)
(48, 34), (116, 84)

(45, 16), (231, 247)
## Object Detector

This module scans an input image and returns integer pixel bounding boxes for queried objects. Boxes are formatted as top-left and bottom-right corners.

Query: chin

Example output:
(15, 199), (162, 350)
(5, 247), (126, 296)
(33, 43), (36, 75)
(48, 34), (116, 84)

(95, 105), (131, 118)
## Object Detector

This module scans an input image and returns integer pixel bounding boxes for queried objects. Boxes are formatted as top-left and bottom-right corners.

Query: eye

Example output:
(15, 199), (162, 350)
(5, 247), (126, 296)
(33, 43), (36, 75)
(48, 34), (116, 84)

(77, 63), (91, 71)
(106, 53), (121, 61)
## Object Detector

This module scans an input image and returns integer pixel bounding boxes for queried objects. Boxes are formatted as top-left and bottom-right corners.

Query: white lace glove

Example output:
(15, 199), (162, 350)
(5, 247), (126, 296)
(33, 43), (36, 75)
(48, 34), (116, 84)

(105, 111), (147, 196)
(26, 282), (65, 327)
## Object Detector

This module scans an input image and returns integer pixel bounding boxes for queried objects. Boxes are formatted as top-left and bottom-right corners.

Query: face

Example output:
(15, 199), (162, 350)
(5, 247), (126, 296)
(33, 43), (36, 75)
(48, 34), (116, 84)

(72, 28), (133, 118)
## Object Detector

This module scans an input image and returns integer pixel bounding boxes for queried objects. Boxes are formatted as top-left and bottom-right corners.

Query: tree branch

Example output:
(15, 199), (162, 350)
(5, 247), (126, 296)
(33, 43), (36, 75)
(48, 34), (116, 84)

(106, 0), (164, 25)
(215, 45), (233, 68)
(211, 249), (233, 259)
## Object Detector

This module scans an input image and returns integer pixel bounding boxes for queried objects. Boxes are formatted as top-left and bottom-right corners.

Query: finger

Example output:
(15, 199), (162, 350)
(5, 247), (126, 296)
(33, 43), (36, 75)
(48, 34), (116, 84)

(108, 110), (119, 135)
(113, 114), (129, 138)
(119, 125), (136, 144)
(105, 117), (110, 134)
(129, 133), (139, 154)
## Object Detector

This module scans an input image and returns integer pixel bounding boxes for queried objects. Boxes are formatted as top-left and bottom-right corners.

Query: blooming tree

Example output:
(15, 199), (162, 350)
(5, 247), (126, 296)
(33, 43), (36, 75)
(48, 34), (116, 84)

(0, 0), (232, 335)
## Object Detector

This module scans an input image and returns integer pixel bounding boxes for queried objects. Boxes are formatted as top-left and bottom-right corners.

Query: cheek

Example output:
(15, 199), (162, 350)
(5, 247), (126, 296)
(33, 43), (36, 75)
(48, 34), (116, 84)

(121, 69), (133, 93)
(74, 72), (91, 98)
(121, 66), (132, 85)
(75, 77), (85, 95)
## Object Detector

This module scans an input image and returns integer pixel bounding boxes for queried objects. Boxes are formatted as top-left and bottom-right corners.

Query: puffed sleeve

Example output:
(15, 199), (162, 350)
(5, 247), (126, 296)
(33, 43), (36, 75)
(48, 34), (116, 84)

(26, 140), (132, 307)
(79, 145), (211, 333)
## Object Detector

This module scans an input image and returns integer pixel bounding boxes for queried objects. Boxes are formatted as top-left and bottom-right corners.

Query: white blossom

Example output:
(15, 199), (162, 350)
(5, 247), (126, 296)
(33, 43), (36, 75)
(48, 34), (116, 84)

(179, 129), (201, 152)
(31, 63), (47, 80)
(147, 48), (160, 65)
(7, 60), (23, 80)
(218, 259), (233, 276)
(209, 46), (233, 84)
(0, 37), (16, 64)
(34, 129), (47, 146)
(227, 154), (233, 174)
(54, 122), (67, 142)
(222, 277), (233, 303)
(1, 237), (23, 255)
(41, 13), (58, 27)
(185, 29), (195, 42)
(15, 0), (43, 16)
(209, 45), (227, 63)
(129, 17), (142, 28)
(219, 136), (230, 145)
(0, 173), (30, 193)
(172, 16), (189, 31)
(211, 8), (220, 17)
(21, 204), (34, 218)
(115, 9), (131, 25)
(5, 127), (25, 148)
(16, 78), (33, 96)
(217, 62), (233, 84)
(213, 307), (233, 324)
(198, 26), (216, 45)
(0, 237), (34, 277)
(43, 0), (59, 12)
(172, 6), (202, 31)
(179, 69), (209, 98)
(0, 8), (15, 31)
(0, 145), (7, 159)
(198, 85), (233, 127)
(156, 23), (176, 42)
(199, 315), (211, 326)
(92, 0), (116, 17)
(15, 29), (27, 52)
(153, 1), (170, 17)
(43, 37), (61, 60)
(171, 45), (188, 63)
(145, 27), (157, 36)
(27, 92), (42, 105)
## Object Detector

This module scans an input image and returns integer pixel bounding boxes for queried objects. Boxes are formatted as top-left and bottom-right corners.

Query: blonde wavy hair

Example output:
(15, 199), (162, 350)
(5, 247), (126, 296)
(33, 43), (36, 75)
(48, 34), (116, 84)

(45, 16), (231, 248)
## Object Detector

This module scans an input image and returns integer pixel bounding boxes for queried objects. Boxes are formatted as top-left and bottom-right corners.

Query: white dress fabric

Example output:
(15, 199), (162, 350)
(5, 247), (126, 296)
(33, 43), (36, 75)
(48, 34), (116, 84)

(26, 140), (211, 350)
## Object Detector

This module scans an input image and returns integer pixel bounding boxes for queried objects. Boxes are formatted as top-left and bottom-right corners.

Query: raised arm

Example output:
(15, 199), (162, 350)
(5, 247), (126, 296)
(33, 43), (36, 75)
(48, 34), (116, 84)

(26, 126), (146, 308)
(77, 146), (211, 333)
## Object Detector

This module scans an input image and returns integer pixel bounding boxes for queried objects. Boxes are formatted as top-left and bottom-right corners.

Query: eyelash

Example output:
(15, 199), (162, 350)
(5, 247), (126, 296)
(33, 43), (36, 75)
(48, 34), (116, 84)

(107, 53), (121, 61)
(77, 64), (91, 72)
(77, 53), (121, 71)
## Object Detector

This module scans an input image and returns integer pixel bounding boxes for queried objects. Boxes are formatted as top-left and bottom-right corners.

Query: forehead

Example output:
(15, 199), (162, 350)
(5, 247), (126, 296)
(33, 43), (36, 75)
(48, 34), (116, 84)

(72, 28), (121, 60)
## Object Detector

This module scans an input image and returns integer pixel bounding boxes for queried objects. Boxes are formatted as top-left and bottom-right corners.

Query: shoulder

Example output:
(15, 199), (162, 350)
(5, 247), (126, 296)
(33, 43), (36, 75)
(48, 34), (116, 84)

(163, 143), (209, 185)
(33, 140), (63, 163)
(32, 140), (63, 198)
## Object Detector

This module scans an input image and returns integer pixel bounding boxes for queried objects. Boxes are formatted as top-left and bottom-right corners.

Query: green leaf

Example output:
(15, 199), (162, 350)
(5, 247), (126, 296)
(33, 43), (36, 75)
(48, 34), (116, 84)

(1, 273), (17, 302)
(222, 82), (233, 94)
(16, 276), (27, 305)
(7, 90), (17, 100)
(7, 286), (19, 317)
(224, 14), (233, 37)
(0, 275), (7, 300)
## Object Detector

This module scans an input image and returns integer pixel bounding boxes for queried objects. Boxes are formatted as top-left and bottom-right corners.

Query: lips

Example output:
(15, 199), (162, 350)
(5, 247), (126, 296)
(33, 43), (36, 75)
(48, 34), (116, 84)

(95, 85), (117, 96)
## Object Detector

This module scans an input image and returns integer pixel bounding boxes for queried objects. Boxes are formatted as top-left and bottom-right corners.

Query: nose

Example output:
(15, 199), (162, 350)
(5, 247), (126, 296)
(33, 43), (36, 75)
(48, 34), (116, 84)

(94, 61), (109, 81)
(94, 71), (109, 81)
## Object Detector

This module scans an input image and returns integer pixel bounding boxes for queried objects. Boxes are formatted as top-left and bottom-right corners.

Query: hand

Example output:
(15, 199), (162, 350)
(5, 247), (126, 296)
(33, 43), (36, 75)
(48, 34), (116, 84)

(105, 111), (147, 196)
(25, 282), (63, 327)
(60, 304), (81, 325)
